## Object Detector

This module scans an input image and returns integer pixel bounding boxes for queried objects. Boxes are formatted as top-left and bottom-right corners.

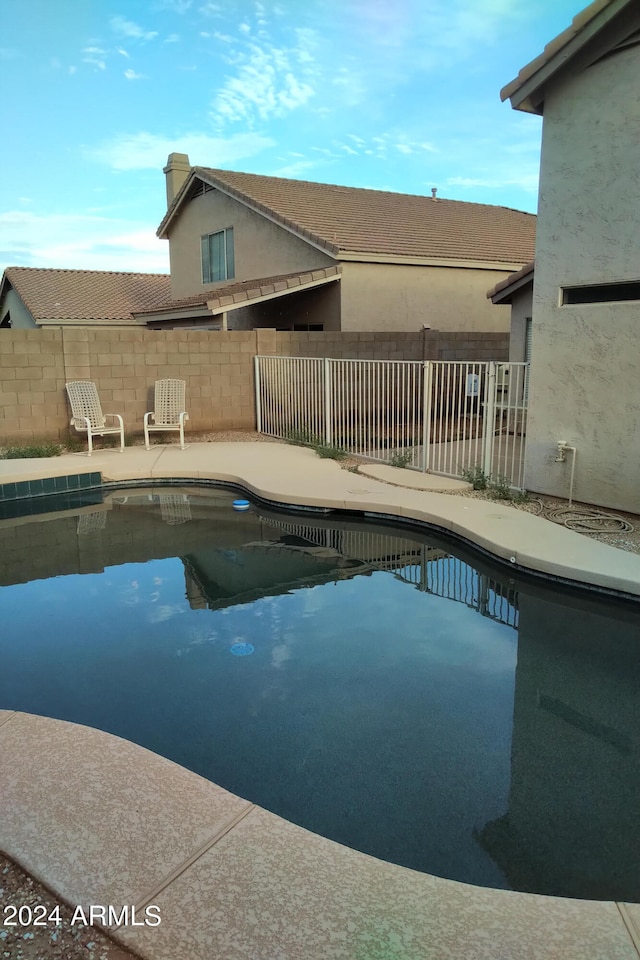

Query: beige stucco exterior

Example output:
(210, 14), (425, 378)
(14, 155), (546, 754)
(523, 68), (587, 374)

(339, 262), (512, 333)
(0, 287), (37, 329)
(507, 285), (533, 363)
(166, 187), (334, 300)
(164, 175), (529, 333)
(523, 43), (640, 512)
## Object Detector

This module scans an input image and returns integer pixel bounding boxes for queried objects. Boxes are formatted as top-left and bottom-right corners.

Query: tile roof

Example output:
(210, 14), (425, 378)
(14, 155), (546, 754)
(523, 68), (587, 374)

(159, 168), (536, 266)
(134, 267), (340, 317)
(3, 267), (171, 322)
(501, 0), (632, 111)
(487, 261), (535, 302)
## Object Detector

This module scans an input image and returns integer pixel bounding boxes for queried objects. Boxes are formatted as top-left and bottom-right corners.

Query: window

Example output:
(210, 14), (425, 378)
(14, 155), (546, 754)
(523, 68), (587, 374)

(201, 228), (234, 284)
(561, 281), (640, 305)
(0, 311), (11, 328)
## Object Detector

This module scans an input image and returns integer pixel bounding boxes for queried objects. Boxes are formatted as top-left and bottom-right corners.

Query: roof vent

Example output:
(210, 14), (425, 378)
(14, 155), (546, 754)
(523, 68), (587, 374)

(431, 187), (438, 200)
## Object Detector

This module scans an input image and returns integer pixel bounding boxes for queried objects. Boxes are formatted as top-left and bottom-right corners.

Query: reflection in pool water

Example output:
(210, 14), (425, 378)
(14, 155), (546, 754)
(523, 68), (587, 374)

(0, 487), (638, 901)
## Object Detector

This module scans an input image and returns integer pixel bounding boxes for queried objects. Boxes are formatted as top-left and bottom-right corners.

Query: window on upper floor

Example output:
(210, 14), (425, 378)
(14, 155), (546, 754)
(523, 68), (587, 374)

(201, 228), (234, 284)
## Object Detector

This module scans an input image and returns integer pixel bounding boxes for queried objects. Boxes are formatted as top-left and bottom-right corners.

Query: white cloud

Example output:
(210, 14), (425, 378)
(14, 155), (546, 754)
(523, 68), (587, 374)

(110, 16), (158, 41)
(212, 38), (316, 125)
(239, 22), (251, 33)
(268, 159), (319, 178)
(199, 2), (222, 15)
(395, 144), (412, 154)
(88, 130), (275, 170)
(165, 33), (180, 43)
(124, 68), (143, 80)
(0, 211), (169, 275)
(82, 45), (106, 70)
(117, 47), (130, 58)
(447, 173), (539, 192)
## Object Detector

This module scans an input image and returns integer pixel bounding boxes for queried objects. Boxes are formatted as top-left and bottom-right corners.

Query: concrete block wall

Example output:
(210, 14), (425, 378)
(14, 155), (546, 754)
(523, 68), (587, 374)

(0, 328), (508, 444)
(274, 330), (509, 362)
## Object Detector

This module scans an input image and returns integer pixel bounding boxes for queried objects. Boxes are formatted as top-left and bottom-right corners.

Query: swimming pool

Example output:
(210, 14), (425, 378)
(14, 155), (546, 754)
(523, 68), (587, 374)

(1, 486), (638, 902)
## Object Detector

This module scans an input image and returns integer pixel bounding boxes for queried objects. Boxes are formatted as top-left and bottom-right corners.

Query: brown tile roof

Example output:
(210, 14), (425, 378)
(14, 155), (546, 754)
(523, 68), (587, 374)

(501, 0), (632, 111)
(134, 267), (340, 317)
(487, 260), (535, 302)
(159, 168), (536, 266)
(3, 267), (171, 322)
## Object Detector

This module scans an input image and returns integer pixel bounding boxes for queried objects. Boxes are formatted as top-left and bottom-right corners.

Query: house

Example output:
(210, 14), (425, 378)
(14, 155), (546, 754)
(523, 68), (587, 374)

(0, 268), (171, 329)
(150, 156), (536, 333)
(500, 0), (640, 513)
(487, 260), (534, 363)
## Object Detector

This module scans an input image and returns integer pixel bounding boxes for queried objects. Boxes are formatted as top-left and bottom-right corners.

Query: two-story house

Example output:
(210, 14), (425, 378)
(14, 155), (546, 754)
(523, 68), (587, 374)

(499, 0), (639, 513)
(140, 156), (536, 334)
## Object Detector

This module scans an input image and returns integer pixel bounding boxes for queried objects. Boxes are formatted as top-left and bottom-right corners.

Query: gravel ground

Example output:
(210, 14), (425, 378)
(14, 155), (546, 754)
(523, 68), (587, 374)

(0, 853), (138, 960)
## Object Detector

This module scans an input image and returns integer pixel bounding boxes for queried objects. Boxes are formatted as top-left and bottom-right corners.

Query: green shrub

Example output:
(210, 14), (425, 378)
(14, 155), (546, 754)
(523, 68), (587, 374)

(389, 449), (412, 469)
(284, 427), (321, 447)
(487, 474), (512, 500)
(1, 441), (62, 459)
(461, 464), (489, 490)
(313, 443), (348, 461)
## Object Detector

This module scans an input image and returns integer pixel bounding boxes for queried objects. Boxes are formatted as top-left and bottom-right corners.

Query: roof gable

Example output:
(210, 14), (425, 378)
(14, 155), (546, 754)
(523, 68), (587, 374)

(502, 0), (640, 114)
(158, 167), (536, 267)
(2, 267), (171, 323)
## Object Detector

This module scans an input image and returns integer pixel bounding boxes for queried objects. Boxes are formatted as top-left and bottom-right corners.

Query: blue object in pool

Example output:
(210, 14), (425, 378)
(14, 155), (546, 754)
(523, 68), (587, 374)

(233, 499), (251, 512)
(230, 641), (255, 656)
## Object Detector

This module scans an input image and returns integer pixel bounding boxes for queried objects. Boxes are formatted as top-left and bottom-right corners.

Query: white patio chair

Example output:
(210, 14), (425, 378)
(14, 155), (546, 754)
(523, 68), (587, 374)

(144, 379), (189, 450)
(65, 381), (125, 456)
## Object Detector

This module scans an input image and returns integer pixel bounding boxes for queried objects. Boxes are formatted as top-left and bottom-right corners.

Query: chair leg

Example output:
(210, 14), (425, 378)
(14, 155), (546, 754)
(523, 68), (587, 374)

(87, 428), (93, 456)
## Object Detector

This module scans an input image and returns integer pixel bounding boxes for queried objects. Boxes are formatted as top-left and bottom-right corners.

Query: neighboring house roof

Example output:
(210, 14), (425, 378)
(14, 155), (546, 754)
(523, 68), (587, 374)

(158, 167), (536, 267)
(134, 267), (340, 321)
(487, 261), (535, 304)
(1, 267), (171, 324)
(501, 0), (638, 114)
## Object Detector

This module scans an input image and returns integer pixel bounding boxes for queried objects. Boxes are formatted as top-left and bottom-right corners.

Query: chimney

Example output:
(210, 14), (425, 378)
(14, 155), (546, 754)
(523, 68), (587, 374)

(164, 153), (191, 206)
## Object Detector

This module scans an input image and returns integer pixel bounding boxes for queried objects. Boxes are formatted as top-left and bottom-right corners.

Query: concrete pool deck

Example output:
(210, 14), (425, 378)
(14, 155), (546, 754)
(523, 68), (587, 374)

(1, 441), (640, 959)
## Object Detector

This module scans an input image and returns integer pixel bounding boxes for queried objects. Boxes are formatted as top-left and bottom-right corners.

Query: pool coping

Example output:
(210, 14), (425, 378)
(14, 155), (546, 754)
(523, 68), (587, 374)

(1, 442), (640, 959)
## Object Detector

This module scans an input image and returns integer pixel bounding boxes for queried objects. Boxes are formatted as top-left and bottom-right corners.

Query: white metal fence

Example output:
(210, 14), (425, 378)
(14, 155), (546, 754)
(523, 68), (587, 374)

(255, 356), (529, 488)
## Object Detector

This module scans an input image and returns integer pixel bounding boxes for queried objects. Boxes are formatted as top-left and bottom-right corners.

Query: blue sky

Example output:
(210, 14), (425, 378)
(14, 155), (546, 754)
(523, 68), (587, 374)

(1, 0), (586, 275)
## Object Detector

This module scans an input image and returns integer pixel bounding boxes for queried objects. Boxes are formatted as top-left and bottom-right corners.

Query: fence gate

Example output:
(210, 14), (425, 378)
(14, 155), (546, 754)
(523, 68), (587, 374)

(255, 356), (529, 489)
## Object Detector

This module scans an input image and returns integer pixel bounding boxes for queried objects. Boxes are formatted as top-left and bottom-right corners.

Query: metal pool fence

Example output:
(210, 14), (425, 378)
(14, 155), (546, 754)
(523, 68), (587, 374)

(255, 356), (529, 488)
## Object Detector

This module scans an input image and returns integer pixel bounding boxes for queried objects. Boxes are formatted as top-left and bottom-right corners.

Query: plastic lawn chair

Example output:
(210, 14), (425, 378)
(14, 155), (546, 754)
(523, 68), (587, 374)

(144, 379), (189, 450)
(65, 381), (125, 456)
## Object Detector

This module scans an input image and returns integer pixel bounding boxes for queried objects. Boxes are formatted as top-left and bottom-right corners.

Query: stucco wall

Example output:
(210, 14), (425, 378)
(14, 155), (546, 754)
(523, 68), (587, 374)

(0, 288), (37, 329)
(167, 188), (334, 300)
(339, 262), (516, 333)
(507, 285), (533, 363)
(524, 45), (640, 511)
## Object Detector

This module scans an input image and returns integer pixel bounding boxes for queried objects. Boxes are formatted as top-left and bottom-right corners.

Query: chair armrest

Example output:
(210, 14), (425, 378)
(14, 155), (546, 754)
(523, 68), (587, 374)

(70, 415), (91, 430)
(144, 412), (155, 427)
(104, 414), (125, 428)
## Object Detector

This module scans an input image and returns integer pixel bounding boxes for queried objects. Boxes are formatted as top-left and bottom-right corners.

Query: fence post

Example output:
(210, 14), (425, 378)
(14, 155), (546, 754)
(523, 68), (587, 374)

(421, 361), (433, 472)
(254, 355), (262, 433)
(482, 361), (497, 478)
(324, 357), (332, 445)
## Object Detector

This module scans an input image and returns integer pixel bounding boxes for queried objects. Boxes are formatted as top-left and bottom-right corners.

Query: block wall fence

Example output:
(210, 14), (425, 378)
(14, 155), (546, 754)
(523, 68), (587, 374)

(0, 328), (508, 444)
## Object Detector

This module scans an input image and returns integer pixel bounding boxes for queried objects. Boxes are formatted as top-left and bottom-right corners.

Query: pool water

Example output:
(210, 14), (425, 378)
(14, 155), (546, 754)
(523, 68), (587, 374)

(1, 487), (638, 901)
